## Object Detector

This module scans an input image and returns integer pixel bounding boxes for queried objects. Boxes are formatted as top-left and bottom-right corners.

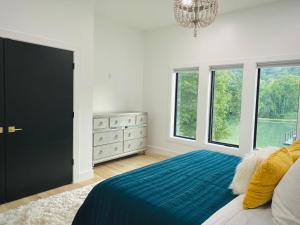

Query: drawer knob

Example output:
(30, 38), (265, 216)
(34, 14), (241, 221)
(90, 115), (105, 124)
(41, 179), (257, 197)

(99, 121), (103, 126)
(140, 131), (142, 135)
(140, 118), (143, 121)
(99, 150), (103, 154)
(99, 137), (103, 141)
(114, 120), (118, 124)
(128, 119), (131, 123)
(114, 147), (118, 151)
(114, 135), (118, 139)
(128, 144), (131, 148)
(128, 133), (131, 137)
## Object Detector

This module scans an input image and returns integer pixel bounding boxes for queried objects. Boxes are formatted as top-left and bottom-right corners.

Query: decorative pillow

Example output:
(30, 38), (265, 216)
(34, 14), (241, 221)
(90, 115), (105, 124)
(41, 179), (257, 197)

(290, 151), (300, 162)
(272, 158), (300, 225)
(286, 139), (300, 162)
(243, 148), (293, 209)
(229, 147), (277, 195)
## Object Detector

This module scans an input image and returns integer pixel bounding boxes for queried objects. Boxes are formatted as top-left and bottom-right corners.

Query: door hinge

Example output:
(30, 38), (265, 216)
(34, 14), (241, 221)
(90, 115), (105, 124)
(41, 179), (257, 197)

(72, 63), (75, 70)
(72, 112), (74, 118)
(72, 159), (74, 165)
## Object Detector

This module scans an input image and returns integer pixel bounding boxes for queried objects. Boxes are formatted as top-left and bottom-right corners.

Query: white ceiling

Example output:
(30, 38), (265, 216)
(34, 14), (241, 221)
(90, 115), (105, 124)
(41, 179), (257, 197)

(96, 0), (282, 30)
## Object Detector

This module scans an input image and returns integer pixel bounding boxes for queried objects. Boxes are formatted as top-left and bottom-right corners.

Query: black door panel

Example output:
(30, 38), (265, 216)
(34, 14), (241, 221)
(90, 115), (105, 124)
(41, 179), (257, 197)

(0, 38), (5, 204)
(4, 39), (73, 202)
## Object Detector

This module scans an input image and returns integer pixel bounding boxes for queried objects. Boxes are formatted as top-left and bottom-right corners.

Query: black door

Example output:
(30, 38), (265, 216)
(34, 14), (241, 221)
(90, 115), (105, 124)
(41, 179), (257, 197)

(4, 39), (74, 202)
(0, 38), (5, 204)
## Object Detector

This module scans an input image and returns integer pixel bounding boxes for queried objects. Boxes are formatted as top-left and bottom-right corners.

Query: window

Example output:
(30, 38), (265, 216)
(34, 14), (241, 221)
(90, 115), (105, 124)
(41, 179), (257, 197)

(254, 64), (300, 148)
(174, 69), (199, 139)
(209, 66), (243, 147)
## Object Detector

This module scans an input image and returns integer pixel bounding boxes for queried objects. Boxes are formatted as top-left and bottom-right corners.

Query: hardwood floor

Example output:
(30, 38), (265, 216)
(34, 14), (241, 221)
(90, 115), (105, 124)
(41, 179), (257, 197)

(0, 152), (168, 213)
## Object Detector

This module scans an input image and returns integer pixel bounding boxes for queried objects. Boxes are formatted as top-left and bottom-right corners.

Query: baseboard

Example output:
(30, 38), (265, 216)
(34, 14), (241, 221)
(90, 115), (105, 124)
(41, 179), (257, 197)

(76, 170), (94, 182)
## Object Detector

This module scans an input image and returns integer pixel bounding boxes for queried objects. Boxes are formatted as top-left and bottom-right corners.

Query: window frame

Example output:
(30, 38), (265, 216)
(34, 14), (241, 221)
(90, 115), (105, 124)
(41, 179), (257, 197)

(253, 63), (300, 149)
(208, 68), (243, 148)
(173, 71), (198, 140)
(253, 68), (261, 149)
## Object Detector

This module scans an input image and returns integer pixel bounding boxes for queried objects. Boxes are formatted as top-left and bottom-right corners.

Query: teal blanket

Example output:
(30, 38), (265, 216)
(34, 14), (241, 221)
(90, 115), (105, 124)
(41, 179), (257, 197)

(72, 150), (240, 225)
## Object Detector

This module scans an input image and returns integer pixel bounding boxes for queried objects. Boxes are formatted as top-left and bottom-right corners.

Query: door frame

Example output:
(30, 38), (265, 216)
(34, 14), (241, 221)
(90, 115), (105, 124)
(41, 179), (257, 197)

(0, 29), (82, 183)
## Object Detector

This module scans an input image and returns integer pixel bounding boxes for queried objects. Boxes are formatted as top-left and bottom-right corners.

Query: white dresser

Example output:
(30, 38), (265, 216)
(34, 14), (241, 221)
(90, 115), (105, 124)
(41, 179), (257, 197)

(93, 112), (147, 165)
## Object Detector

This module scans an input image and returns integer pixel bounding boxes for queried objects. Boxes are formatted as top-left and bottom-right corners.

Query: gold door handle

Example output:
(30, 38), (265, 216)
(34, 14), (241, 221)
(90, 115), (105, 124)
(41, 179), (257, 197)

(8, 126), (23, 133)
(0, 127), (3, 134)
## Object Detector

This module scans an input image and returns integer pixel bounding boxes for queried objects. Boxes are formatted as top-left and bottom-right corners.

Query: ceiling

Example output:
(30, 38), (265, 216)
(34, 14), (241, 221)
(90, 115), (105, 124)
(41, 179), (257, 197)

(96, 0), (282, 30)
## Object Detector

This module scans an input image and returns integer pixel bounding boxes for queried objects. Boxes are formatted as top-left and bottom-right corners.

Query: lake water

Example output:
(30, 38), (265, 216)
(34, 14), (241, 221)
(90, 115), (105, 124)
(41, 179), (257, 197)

(256, 118), (296, 148)
(219, 118), (297, 148)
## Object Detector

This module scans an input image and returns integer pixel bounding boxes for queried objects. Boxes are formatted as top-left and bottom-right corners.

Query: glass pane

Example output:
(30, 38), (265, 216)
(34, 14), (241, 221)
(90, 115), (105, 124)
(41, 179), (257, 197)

(175, 71), (199, 139)
(256, 66), (300, 148)
(210, 68), (243, 146)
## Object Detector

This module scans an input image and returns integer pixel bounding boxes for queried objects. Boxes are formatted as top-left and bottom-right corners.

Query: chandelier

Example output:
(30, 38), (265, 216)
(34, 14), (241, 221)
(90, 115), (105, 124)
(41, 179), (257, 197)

(174, 0), (218, 37)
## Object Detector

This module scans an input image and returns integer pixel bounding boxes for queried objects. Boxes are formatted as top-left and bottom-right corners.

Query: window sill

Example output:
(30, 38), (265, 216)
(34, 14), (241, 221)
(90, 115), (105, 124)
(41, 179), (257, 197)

(167, 136), (199, 147)
(204, 142), (243, 157)
(205, 142), (239, 151)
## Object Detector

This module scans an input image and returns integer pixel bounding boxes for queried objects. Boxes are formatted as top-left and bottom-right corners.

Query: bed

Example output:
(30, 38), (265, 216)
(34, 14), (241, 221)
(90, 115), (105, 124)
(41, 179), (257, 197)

(72, 150), (241, 225)
(203, 195), (275, 225)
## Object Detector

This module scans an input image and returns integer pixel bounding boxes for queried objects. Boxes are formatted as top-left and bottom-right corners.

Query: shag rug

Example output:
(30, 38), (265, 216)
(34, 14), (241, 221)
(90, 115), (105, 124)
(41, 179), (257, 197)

(0, 183), (97, 225)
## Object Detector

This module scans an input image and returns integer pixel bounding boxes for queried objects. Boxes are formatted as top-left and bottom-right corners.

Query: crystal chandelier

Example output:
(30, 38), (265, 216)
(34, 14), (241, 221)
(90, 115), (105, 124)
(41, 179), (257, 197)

(174, 0), (218, 37)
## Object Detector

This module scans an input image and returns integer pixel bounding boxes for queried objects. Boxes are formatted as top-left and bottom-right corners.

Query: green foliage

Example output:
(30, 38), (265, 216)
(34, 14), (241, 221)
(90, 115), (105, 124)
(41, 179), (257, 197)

(175, 66), (300, 147)
(259, 75), (300, 119)
(212, 69), (243, 142)
(176, 72), (198, 138)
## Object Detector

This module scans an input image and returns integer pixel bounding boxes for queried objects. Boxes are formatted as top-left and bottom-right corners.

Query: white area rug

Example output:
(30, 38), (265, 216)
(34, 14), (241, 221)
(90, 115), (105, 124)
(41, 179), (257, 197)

(0, 183), (96, 225)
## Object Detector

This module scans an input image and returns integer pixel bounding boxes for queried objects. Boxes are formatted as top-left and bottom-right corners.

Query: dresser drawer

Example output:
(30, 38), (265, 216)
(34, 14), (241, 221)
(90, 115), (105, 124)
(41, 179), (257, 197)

(93, 117), (109, 130)
(110, 142), (123, 156)
(136, 115), (147, 125)
(107, 130), (123, 143)
(110, 116), (136, 128)
(137, 127), (147, 138)
(136, 138), (147, 150)
(93, 132), (109, 146)
(124, 128), (138, 140)
(93, 130), (123, 146)
(93, 145), (111, 160)
(124, 138), (146, 152)
(124, 139), (137, 153)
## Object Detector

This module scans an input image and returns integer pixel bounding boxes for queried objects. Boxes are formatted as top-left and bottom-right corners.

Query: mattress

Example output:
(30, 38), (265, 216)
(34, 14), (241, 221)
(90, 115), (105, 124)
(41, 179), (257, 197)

(202, 195), (275, 225)
(72, 150), (241, 225)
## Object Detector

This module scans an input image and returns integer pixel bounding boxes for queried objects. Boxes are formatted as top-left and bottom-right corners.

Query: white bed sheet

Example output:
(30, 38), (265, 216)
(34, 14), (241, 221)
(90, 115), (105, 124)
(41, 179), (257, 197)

(202, 195), (275, 225)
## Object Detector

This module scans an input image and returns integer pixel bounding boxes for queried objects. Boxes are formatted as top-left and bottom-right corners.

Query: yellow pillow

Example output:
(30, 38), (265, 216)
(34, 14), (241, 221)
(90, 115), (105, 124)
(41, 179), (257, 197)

(287, 139), (300, 162)
(243, 148), (293, 209)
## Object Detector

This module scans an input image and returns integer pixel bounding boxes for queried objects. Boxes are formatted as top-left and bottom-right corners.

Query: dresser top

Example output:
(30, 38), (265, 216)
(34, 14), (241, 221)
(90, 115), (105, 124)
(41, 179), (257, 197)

(93, 111), (147, 118)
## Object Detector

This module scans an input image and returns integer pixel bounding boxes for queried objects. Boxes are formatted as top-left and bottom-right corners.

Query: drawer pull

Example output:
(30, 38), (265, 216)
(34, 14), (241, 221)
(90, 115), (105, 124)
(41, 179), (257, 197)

(140, 118), (143, 122)
(99, 137), (103, 141)
(140, 131), (143, 135)
(98, 150), (103, 154)
(114, 135), (118, 139)
(114, 120), (118, 125)
(128, 144), (131, 148)
(114, 147), (118, 151)
(128, 133), (131, 137)
(128, 119), (131, 123)
(99, 121), (103, 126)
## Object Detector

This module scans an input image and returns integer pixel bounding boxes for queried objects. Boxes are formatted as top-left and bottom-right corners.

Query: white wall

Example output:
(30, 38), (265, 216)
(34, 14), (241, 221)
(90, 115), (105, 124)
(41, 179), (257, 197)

(143, 0), (300, 156)
(93, 16), (144, 112)
(0, 0), (95, 181)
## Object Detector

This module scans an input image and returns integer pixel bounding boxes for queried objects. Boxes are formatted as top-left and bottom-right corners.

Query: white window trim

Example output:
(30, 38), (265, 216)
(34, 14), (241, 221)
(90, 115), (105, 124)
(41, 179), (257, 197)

(167, 55), (300, 157)
(169, 68), (200, 141)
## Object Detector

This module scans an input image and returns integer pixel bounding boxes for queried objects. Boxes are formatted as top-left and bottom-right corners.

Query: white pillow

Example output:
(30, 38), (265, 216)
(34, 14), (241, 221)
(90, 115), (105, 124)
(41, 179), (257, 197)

(229, 147), (277, 195)
(272, 158), (300, 225)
